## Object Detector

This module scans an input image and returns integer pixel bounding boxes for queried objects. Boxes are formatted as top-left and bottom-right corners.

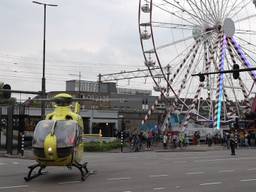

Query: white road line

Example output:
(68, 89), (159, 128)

(248, 168), (256, 171)
(0, 163), (7, 166)
(153, 187), (165, 190)
(200, 182), (222, 186)
(240, 178), (256, 182)
(58, 181), (81, 185)
(12, 162), (19, 165)
(195, 158), (237, 162)
(0, 185), (29, 190)
(107, 177), (131, 181)
(195, 157), (256, 163)
(186, 172), (204, 175)
(122, 191), (132, 192)
(149, 174), (168, 178)
(219, 169), (235, 173)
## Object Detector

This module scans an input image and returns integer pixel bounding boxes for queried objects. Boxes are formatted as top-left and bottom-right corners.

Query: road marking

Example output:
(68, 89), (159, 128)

(219, 169), (235, 173)
(122, 191), (132, 192)
(186, 172), (204, 175)
(12, 162), (19, 165)
(149, 174), (168, 178)
(153, 187), (165, 190)
(0, 185), (29, 190)
(107, 177), (131, 181)
(0, 163), (7, 166)
(200, 182), (222, 186)
(195, 158), (237, 162)
(240, 178), (256, 182)
(58, 181), (81, 185)
(248, 168), (256, 171)
(195, 156), (256, 163)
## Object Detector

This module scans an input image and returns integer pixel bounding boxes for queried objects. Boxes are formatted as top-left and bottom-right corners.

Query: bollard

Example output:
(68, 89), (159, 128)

(235, 129), (238, 148)
(21, 133), (25, 157)
(121, 131), (123, 152)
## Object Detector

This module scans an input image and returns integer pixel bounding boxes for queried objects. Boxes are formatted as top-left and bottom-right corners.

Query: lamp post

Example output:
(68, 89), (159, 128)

(32, 1), (58, 118)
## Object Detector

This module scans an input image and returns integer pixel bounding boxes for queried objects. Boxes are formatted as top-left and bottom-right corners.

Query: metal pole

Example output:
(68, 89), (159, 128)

(98, 74), (102, 93)
(21, 133), (24, 157)
(6, 105), (13, 155)
(121, 118), (125, 152)
(79, 72), (81, 97)
(33, 1), (58, 118)
(121, 130), (124, 152)
(166, 64), (170, 97)
(41, 4), (46, 119)
(89, 107), (93, 134)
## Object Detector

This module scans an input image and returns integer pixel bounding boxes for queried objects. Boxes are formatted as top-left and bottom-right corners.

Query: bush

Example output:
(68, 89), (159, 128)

(84, 140), (124, 152)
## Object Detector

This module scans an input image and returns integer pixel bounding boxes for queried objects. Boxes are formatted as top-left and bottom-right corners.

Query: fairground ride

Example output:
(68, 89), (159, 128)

(139, 0), (256, 132)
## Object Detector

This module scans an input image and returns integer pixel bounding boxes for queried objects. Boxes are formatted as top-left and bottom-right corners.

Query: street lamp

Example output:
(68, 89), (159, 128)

(32, 1), (58, 118)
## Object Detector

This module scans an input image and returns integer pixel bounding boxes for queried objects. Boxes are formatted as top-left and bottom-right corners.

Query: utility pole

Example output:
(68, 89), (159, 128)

(32, 1), (58, 119)
(6, 105), (14, 155)
(78, 72), (81, 98)
(98, 74), (102, 93)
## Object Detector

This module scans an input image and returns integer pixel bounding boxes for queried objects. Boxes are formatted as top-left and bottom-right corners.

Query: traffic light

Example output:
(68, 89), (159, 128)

(0, 82), (11, 99)
(199, 74), (205, 82)
(233, 64), (239, 79)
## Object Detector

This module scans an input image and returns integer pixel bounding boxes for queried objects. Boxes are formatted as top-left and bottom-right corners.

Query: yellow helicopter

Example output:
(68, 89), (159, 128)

(24, 93), (91, 181)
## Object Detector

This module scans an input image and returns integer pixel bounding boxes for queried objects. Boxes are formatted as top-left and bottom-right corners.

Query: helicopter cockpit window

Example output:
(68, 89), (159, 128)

(54, 120), (79, 148)
(54, 98), (72, 106)
(33, 120), (54, 148)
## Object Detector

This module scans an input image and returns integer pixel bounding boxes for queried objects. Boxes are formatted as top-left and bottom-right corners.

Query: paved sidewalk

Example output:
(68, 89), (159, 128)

(0, 149), (34, 159)
(0, 144), (229, 159)
(109, 143), (225, 153)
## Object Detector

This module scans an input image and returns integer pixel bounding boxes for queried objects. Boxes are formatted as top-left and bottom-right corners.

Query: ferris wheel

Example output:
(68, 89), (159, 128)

(138, 0), (256, 130)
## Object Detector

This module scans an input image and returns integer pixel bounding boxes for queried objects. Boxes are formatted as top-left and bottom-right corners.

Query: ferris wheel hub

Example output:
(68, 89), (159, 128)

(223, 18), (235, 37)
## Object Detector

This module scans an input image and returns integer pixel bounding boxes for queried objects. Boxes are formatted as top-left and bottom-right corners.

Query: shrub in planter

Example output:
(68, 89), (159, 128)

(84, 140), (123, 152)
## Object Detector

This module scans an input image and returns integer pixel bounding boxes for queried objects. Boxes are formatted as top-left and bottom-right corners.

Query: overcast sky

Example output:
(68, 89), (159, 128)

(1, 0), (256, 101)
(0, 0), (148, 98)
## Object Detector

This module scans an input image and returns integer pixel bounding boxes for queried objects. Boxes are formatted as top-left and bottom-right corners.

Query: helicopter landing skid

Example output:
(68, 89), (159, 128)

(72, 162), (92, 181)
(24, 163), (46, 182)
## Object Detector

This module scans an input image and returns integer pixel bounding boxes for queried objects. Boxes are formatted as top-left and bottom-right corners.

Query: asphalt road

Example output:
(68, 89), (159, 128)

(0, 148), (256, 192)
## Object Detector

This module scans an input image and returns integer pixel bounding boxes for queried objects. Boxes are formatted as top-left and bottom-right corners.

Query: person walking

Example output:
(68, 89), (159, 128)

(146, 131), (153, 150)
(163, 133), (168, 149)
(230, 133), (236, 155)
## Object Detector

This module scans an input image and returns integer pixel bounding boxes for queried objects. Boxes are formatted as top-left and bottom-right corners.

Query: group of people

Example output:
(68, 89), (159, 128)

(122, 128), (256, 155)
(128, 131), (154, 152)
(162, 132), (188, 149)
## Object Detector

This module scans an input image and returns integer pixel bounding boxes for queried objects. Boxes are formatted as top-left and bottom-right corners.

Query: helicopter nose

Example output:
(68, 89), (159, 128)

(44, 134), (57, 160)
(48, 147), (53, 153)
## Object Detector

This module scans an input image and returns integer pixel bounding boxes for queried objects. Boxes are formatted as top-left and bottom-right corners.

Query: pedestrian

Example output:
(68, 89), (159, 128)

(146, 131), (153, 150)
(207, 134), (213, 147)
(139, 132), (144, 151)
(230, 133), (236, 155)
(163, 133), (168, 149)
(172, 134), (177, 148)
